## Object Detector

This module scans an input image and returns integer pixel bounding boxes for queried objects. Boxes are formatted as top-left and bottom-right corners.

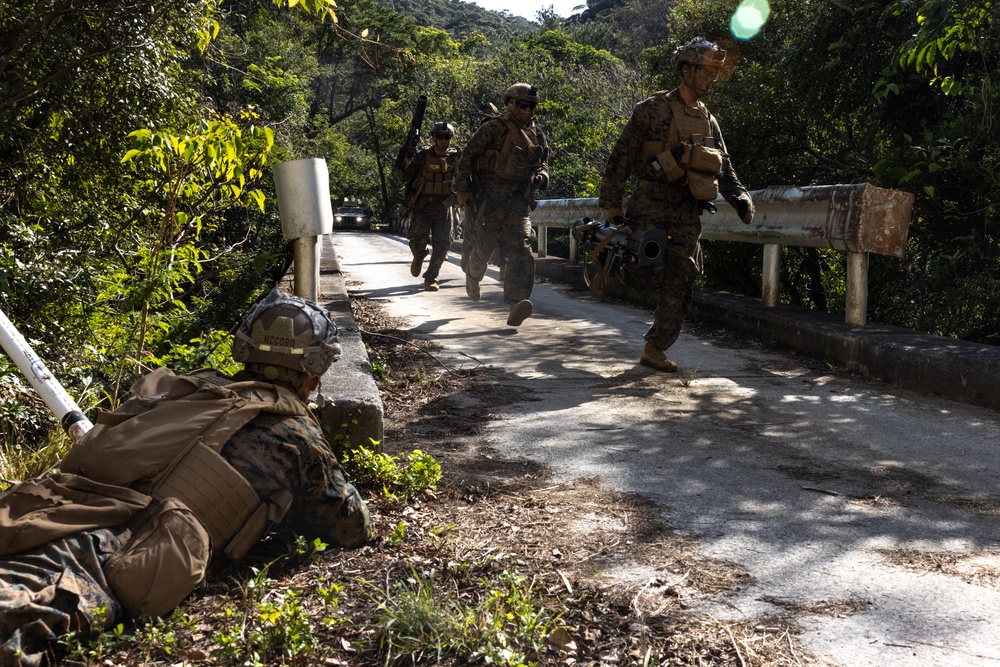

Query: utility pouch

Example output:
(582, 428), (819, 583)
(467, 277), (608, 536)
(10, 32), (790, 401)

(687, 144), (724, 176)
(687, 170), (719, 201)
(104, 497), (211, 618)
(653, 150), (686, 182)
(684, 145), (724, 201)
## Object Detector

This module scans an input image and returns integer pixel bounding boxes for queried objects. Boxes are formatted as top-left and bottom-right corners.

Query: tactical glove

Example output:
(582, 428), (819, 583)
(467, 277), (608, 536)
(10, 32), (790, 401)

(454, 190), (473, 207)
(733, 193), (754, 225)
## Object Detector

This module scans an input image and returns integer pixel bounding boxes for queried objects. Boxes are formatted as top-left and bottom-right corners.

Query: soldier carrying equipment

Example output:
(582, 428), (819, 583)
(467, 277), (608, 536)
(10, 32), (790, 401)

(394, 94), (428, 172)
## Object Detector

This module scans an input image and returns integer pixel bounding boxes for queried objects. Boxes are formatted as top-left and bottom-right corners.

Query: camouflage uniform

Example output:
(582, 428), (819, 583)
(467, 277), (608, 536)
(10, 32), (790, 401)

(453, 115), (548, 305)
(401, 144), (461, 284)
(0, 369), (371, 667)
(599, 87), (749, 352)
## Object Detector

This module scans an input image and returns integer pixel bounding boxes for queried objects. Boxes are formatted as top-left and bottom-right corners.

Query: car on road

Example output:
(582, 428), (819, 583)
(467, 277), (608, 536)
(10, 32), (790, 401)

(334, 205), (369, 230)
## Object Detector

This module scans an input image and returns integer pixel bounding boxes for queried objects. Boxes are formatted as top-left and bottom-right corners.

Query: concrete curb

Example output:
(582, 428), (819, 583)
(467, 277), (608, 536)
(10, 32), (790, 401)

(314, 235), (385, 450)
(529, 253), (1000, 412)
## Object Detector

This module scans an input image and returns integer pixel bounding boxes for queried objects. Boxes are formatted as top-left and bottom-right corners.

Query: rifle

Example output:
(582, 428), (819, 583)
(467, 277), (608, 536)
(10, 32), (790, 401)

(393, 95), (428, 172)
(0, 307), (93, 443)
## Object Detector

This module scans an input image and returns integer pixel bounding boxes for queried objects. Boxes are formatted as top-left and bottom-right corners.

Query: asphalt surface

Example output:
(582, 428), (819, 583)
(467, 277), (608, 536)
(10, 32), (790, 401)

(326, 229), (1000, 667)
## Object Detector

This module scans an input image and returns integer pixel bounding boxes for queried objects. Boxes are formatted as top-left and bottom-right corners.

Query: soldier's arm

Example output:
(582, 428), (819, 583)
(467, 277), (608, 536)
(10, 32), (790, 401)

(535, 126), (550, 189)
(453, 121), (497, 192)
(599, 112), (641, 209)
(711, 116), (748, 200)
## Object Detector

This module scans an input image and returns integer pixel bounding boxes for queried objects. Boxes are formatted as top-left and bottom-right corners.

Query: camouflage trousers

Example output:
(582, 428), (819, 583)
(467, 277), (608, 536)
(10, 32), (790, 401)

(0, 527), (130, 667)
(465, 197), (535, 304)
(407, 200), (453, 281)
(626, 194), (704, 352)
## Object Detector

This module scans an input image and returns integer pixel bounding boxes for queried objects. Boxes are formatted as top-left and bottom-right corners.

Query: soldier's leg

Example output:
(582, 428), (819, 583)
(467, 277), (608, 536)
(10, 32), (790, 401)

(424, 209), (452, 283)
(467, 214), (501, 285)
(407, 212), (431, 277)
(499, 216), (535, 304)
(641, 231), (701, 371)
(0, 527), (129, 666)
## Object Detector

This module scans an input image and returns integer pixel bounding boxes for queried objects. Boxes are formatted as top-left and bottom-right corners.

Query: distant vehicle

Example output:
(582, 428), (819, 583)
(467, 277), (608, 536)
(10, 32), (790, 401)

(334, 205), (369, 230)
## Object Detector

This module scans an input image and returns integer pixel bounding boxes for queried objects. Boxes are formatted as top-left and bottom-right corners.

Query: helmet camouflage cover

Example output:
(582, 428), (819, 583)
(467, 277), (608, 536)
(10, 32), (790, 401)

(232, 290), (342, 379)
(430, 121), (455, 138)
(504, 83), (540, 105)
(670, 37), (726, 72)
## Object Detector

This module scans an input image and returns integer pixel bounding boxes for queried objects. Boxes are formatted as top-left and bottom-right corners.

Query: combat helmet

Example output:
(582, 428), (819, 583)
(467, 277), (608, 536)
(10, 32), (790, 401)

(670, 37), (726, 72)
(232, 290), (342, 382)
(504, 83), (540, 105)
(430, 121), (455, 138)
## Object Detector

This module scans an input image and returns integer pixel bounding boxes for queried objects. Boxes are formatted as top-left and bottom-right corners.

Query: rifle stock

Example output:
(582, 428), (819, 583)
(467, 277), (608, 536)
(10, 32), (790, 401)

(393, 95), (428, 171)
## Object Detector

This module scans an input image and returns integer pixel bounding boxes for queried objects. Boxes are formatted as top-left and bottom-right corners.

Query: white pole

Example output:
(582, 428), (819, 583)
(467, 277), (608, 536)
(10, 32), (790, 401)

(0, 307), (93, 442)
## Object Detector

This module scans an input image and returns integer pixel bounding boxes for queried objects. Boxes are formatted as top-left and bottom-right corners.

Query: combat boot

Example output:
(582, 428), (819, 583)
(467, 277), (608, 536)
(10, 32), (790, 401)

(639, 342), (677, 372)
(424, 278), (439, 291)
(466, 277), (480, 301)
(507, 299), (532, 326)
(410, 253), (426, 277)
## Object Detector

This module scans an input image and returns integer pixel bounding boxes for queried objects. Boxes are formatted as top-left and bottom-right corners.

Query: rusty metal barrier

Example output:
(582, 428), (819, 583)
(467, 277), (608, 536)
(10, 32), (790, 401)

(530, 183), (914, 327)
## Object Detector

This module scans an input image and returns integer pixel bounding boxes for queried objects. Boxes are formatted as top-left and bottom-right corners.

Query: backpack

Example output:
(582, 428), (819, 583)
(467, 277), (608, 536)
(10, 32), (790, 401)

(59, 366), (309, 557)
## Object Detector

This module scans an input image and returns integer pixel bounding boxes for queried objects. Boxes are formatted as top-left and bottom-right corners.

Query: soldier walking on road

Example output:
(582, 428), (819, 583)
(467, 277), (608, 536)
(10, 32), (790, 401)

(453, 83), (549, 327)
(398, 121), (461, 291)
(599, 37), (754, 372)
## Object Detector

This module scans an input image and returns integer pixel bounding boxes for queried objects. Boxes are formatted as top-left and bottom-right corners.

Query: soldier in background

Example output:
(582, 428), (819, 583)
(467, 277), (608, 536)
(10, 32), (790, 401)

(0, 291), (372, 666)
(599, 37), (754, 372)
(453, 83), (549, 327)
(399, 122), (461, 291)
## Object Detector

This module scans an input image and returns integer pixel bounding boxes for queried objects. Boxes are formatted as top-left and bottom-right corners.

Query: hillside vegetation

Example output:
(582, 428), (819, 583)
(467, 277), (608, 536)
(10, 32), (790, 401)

(0, 0), (996, 456)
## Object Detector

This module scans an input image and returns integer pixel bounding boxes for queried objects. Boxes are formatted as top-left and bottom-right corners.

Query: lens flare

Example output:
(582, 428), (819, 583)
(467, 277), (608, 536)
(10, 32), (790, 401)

(730, 0), (770, 40)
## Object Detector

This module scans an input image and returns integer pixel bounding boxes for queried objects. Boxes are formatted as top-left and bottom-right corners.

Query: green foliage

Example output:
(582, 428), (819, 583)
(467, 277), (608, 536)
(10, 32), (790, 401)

(59, 605), (131, 663)
(134, 612), (198, 662)
(213, 576), (322, 665)
(343, 443), (442, 499)
(374, 568), (562, 665)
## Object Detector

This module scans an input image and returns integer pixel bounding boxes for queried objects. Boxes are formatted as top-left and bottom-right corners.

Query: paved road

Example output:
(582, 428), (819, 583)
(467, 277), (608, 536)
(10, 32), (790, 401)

(332, 230), (1000, 667)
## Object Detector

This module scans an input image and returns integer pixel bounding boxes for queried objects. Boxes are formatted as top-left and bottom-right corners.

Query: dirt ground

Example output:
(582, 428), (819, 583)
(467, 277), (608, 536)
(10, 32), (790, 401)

(307, 298), (819, 665)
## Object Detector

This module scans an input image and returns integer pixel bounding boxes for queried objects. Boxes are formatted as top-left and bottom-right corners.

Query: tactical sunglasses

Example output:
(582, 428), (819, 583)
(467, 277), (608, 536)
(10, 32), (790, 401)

(516, 101), (537, 110)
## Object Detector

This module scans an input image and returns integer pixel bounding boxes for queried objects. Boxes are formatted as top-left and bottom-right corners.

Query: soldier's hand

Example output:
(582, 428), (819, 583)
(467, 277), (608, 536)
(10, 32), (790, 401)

(454, 190), (473, 207)
(734, 194), (754, 225)
(605, 207), (625, 225)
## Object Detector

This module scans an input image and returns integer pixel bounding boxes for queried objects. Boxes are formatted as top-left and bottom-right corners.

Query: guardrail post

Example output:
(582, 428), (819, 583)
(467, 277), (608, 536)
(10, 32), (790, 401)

(293, 237), (321, 301)
(274, 158), (333, 302)
(846, 251), (869, 327)
(537, 225), (548, 258)
(569, 230), (580, 264)
(762, 244), (781, 308)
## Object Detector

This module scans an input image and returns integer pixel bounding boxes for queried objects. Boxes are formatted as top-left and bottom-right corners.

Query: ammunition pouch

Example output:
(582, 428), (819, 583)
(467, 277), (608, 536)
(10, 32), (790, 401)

(683, 145), (724, 201)
(654, 149), (686, 182)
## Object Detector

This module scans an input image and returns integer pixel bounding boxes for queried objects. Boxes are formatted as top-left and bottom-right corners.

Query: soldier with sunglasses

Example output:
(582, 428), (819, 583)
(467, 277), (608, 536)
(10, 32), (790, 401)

(453, 83), (549, 327)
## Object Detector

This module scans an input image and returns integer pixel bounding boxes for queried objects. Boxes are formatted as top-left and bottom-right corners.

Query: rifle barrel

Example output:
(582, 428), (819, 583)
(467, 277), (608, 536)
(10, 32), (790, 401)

(0, 307), (93, 442)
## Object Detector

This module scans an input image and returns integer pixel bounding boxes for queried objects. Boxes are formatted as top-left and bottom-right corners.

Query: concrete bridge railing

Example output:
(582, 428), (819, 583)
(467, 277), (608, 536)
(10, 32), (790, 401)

(530, 183), (915, 327)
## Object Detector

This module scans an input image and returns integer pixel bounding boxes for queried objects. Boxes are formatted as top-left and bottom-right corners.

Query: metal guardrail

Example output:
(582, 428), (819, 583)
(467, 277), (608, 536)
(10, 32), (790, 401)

(530, 183), (914, 327)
